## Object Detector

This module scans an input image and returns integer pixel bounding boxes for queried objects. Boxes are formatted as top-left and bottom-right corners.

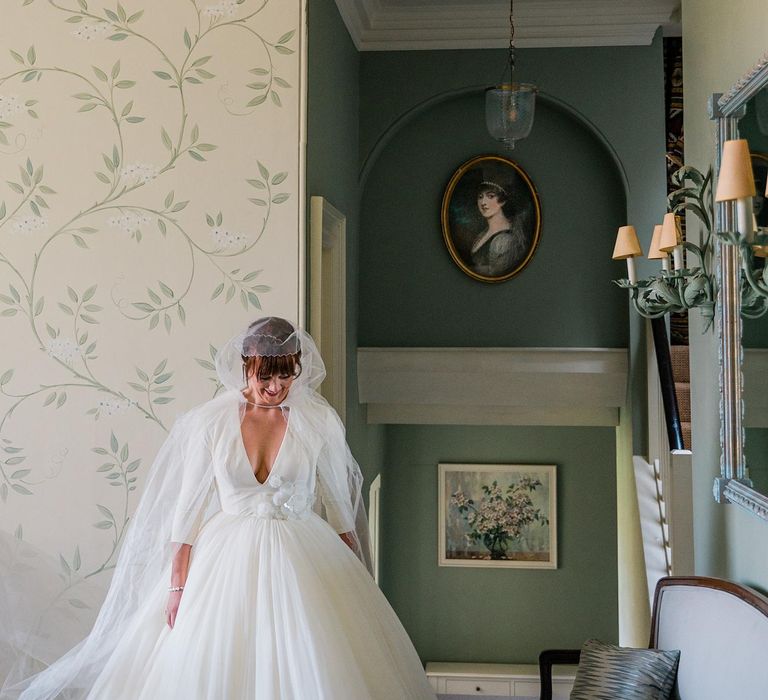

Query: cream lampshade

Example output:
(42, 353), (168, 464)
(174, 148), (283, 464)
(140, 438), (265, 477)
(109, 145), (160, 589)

(659, 213), (684, 269)
(715, 139), (756, 202)
(647, 224), (670, 271)
(612, 225), (642, 259)
(658, 213), (681, 251)
(612, 225), (642, 283)
(716, 139), (756, 240)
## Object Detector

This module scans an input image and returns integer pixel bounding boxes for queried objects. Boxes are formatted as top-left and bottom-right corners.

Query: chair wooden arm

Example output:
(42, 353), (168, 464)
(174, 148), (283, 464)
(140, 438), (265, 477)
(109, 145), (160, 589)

(538, 649), (581, 700)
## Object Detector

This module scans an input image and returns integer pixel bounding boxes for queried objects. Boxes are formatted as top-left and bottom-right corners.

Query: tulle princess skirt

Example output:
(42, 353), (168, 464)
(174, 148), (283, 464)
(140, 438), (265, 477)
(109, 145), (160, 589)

(86, 511), (436, 700)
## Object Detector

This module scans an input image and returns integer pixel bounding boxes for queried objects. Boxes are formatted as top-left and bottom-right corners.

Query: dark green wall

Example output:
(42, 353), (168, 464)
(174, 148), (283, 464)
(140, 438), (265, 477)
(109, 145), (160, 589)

(382, 425), (618, 663)
(306, 0), (385, 481)
(360, 38), (667, 454)
(308, 10), (667, 663)
(359, 92), (628, 347)
(358, 42), (666, 662)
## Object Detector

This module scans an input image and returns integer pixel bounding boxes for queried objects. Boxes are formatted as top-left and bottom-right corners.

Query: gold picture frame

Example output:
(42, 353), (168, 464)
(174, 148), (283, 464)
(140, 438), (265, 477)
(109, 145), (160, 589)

(438, 463), (557, 569)
(441, 154), (542, 283)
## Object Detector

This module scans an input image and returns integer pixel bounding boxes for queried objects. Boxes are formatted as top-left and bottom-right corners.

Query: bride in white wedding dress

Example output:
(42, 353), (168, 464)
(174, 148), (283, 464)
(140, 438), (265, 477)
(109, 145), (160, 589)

(3, 317), (436, 700)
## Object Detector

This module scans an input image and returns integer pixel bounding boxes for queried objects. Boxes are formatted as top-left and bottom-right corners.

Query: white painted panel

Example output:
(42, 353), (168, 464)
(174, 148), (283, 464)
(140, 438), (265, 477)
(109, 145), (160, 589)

(335, 0), (679, 50)
(358, 348), (627, 426)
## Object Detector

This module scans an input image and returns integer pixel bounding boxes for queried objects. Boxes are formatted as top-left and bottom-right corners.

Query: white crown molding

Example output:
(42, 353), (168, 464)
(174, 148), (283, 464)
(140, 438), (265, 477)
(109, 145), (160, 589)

(334, 0), (680, 50)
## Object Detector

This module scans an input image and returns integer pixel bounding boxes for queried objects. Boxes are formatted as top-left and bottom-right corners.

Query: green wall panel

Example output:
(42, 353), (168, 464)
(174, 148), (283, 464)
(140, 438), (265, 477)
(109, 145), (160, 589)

(382, 425), (618, 663)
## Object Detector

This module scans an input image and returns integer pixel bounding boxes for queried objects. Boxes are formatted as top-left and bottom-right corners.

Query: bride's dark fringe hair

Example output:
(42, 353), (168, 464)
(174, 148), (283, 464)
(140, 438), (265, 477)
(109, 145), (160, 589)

(241, 316), (302, 383)
(243, 352), (302, 382)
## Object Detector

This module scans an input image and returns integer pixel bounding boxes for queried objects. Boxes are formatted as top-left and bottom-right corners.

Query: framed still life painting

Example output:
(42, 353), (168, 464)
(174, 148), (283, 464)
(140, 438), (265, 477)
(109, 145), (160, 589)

(440, 154), (542, 284)
(438, 463), (557, 569)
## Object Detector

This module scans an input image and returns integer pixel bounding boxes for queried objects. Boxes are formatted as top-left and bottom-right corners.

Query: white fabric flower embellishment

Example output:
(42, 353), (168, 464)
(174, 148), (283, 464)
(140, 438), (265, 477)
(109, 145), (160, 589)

(267, 474), (283, 489)
(254, 501), (274, 518)
(285, 493), (309, 515)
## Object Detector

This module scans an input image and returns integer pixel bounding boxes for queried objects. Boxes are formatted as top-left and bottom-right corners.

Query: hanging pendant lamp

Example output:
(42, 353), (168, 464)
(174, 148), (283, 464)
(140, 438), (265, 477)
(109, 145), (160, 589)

(485, 0), (537, 149)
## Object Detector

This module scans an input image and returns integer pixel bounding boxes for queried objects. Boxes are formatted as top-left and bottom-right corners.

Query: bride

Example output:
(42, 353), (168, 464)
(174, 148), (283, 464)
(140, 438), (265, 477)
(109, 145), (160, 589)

(4, 317), (436, 700)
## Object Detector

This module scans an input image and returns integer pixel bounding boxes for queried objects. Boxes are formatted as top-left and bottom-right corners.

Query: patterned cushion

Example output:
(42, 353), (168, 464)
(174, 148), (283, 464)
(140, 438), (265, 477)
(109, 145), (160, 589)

(570, 638), (680, 700)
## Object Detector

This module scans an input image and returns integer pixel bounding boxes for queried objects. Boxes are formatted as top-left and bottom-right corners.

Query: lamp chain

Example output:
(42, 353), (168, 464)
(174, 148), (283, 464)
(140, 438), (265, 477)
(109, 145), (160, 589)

(508, 0), (515, 77)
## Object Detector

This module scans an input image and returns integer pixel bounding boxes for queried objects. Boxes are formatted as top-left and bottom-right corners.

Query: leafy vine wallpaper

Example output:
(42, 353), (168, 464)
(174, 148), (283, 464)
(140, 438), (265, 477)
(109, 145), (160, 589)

(0, 0), (304, 619)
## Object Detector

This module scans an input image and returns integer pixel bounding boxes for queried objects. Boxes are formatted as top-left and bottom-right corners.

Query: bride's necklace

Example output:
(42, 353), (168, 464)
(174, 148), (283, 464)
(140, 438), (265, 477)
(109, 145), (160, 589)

(242, 394), (286, 409)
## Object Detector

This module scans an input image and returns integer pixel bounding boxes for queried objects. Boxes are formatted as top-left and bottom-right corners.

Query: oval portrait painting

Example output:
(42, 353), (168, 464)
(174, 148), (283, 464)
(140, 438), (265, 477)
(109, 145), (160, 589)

(441, 155), (542, 283)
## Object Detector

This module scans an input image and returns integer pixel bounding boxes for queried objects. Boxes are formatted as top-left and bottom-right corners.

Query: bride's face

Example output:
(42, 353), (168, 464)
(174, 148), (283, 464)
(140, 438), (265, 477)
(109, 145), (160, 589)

(251, 373), (294, 405)
(247, 360), (296, 405)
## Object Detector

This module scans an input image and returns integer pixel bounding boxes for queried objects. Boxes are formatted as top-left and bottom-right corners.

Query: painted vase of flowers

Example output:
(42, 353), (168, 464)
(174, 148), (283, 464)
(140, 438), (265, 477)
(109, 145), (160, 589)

(450, 476), (547, 560)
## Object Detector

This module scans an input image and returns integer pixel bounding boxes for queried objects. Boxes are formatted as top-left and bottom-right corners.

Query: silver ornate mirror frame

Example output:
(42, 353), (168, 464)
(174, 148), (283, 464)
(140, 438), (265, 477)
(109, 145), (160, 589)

(711, 57), (768, 520)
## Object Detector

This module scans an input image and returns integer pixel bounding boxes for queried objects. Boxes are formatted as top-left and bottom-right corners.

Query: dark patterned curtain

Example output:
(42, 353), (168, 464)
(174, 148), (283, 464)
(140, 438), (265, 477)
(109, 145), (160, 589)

(664, 37), (687, 344)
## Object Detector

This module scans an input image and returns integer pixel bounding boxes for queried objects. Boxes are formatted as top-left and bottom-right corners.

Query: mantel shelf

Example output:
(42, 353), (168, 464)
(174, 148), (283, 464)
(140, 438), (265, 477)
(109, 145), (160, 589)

(357, 347), (628, 427)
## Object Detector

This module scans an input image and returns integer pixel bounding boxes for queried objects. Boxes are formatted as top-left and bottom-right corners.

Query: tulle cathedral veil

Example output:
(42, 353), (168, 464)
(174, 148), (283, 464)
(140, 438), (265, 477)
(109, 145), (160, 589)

(0, 317), (371, 700)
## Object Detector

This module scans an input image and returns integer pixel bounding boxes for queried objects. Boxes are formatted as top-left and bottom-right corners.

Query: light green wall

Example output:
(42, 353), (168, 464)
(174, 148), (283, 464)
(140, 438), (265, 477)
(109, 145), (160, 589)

(683, 0), (768, 589)
(306, 0), (385, 482)
(358, 41), (666, 661)
(382, 425), (618, 663)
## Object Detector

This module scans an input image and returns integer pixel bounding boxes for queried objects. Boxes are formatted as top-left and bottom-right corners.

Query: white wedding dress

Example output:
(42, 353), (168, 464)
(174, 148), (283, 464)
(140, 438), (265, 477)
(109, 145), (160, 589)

(84, 398), (436, 700)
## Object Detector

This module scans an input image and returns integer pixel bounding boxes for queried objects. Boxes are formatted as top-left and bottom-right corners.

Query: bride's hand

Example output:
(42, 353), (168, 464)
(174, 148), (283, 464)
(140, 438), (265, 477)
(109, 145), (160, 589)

(165, 590), (183, 629)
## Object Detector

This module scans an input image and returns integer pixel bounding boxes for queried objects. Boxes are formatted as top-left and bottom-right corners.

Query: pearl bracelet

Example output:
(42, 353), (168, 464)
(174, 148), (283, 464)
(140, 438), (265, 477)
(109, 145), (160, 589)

(168, 586), (184, 593)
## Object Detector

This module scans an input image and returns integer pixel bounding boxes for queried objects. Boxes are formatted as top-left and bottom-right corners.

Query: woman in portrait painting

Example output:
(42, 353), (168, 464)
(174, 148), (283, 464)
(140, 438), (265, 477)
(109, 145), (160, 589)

(442, 155), (540, 283)
(470, 179), (530, 277)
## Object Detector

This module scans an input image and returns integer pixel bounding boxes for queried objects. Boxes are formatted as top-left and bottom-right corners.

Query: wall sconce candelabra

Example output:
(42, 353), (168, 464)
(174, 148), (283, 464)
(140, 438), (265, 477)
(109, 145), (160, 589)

(715, 138), (768, 318)
(613, 166), (715, 324)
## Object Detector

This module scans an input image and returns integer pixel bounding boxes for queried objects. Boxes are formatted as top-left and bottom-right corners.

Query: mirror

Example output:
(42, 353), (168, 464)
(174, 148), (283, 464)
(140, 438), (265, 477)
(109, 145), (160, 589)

(738, 90), (768, 496)
(714, 63), (768, 518)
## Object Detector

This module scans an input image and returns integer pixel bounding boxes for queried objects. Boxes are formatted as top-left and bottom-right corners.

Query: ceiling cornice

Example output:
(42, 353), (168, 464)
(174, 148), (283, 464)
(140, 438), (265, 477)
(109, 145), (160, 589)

(334, 0), (681, 51)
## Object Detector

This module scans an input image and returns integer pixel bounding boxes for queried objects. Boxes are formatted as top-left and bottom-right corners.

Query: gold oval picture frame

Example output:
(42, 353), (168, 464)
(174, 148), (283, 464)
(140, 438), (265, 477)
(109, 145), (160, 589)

(441, 155), (542, 283)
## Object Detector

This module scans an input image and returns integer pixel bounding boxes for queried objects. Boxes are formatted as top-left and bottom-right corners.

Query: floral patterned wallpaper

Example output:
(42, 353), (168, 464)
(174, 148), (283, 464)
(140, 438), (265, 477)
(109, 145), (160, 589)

(0, 0), (304, 608)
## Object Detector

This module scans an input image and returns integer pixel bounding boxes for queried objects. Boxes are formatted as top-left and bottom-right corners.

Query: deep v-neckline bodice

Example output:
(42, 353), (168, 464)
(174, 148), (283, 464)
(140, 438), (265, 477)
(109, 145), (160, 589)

(237, 404), (291, 485)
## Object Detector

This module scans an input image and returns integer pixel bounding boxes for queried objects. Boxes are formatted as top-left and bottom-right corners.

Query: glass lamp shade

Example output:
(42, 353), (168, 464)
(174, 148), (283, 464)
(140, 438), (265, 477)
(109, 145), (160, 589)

(485, 83), (537, 148)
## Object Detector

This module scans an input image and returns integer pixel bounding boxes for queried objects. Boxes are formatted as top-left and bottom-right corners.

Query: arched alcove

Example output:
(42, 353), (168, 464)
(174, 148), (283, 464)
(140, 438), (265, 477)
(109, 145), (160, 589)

(359, 89), (629, 348)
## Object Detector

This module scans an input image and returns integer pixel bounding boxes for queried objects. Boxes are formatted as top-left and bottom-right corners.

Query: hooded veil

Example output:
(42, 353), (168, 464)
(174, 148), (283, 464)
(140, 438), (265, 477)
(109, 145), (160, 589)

(1, 318), (371, 700)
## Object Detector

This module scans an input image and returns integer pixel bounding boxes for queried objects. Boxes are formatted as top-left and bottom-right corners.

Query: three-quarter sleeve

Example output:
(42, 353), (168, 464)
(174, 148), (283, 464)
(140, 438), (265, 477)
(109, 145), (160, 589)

(316, 439), (356, 534)
(170, 418), (214, 545)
